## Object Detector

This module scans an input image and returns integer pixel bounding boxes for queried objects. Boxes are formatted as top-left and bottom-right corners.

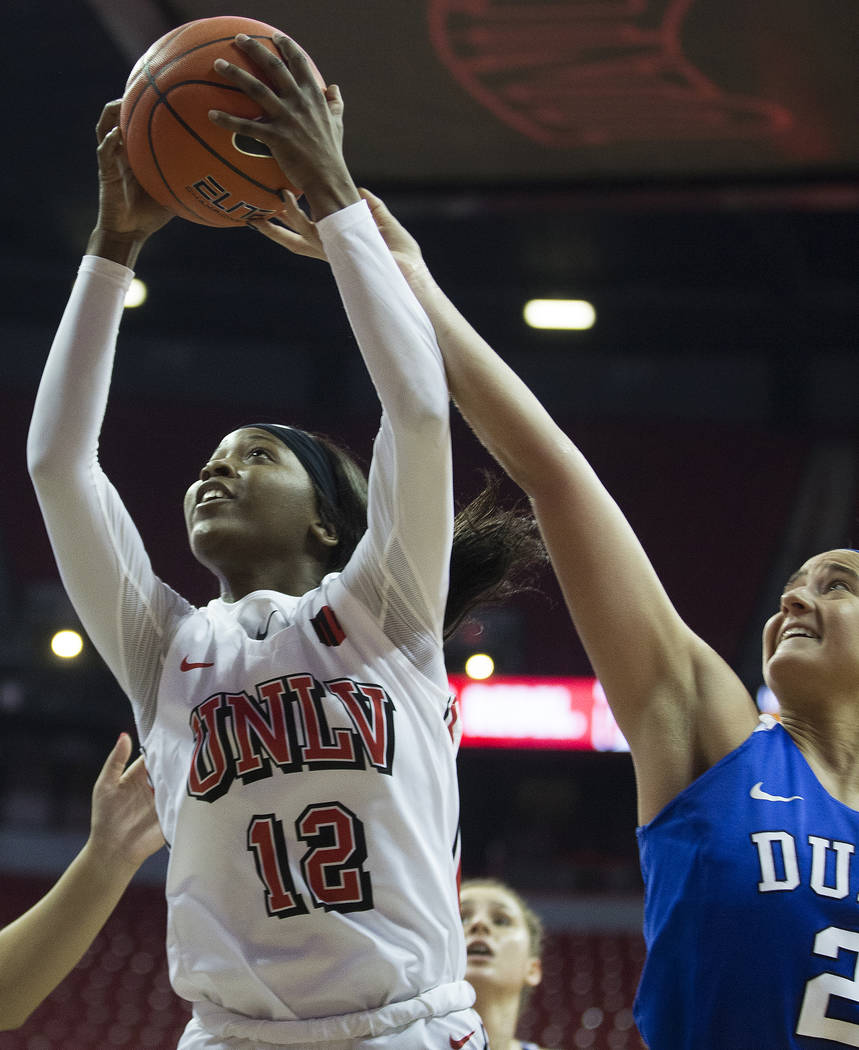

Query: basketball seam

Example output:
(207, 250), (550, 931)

(149, 78), (284, 196)
(137, 60), (283, 223)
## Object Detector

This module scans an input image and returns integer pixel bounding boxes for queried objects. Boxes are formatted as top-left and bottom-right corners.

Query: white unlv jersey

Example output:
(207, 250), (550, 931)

(148, 575), (465, 1022)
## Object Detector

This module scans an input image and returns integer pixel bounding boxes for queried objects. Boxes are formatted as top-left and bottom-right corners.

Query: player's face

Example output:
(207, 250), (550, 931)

(762, 549), (859, 701)
(183, 428), (321, 572)
(460, 885), (541, 996)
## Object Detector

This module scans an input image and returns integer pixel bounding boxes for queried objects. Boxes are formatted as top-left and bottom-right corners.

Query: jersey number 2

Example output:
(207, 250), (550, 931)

(247, 803), (374, 918)
(797, 926), (859, 1045)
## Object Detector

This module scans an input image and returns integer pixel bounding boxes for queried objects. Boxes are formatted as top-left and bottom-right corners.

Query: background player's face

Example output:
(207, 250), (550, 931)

(460, 885), (541, 995)
(762, 548), (859, 702)
(183, 428), (321, 574)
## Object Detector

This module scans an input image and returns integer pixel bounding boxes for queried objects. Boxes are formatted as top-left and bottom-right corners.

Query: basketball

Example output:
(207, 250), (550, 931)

(120, 16), (325, 228)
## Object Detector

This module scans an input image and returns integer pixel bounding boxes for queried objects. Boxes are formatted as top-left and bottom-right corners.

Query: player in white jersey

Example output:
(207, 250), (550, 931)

(27, 35), (551, 1050)
(269, 187), (859, 1045)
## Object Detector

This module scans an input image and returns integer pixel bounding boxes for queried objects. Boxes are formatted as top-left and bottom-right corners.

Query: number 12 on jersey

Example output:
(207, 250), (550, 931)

(247, 803), (374, 918)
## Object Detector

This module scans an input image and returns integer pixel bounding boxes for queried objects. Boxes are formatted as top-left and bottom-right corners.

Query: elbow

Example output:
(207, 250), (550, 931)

(26, 429), (65, 489)
(413, 395), (450, 432)
(26, 429), (50, 483)
(405, 402), (451, 451)
(401, 372), (451, 433)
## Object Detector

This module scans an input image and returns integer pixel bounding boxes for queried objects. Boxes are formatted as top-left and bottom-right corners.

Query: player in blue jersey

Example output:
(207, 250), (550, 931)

(271, 190), (859, 1048)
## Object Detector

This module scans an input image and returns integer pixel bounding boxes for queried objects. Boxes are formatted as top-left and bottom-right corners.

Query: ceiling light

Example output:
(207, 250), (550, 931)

(124, 278), (148, 308)
(523, 298), (595, 330)
(51, 629), (84, 659)
(465, 653), (495, 680)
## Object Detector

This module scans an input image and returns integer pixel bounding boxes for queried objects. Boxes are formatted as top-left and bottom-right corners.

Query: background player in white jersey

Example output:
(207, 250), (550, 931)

(0, 733), (164, 1030)
(460, 879), (563, 1050)
(28, 34), (544, 1050)
(271, 189), (859, 1047)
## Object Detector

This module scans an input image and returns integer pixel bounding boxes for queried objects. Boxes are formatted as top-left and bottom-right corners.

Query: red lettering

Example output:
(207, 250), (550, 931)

(288, 674), (356, 764)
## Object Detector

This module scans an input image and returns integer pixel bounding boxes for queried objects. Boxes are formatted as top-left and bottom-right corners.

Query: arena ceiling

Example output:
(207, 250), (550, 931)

(82, 0), (859, 183)
(7, 1), (857, 400)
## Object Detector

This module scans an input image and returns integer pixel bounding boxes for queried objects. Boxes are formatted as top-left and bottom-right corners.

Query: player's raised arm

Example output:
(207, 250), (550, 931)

(0, 735), (164, 1030)
(27, 102), (187, 715)
(370, 194), (759, 822)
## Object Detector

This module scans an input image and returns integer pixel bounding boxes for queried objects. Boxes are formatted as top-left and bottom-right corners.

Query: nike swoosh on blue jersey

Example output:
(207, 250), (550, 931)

(750, 781), (803, 802)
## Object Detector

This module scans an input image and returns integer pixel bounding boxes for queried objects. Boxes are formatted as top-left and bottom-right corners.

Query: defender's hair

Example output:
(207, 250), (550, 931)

(308, 436), (547, 633)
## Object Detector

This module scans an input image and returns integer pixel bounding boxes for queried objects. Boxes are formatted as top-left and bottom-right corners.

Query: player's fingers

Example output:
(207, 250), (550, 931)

(234, 33), (298, 95)
(96, 100), (123, 144)
(273, 34), (323, 93)
(96, 125), (122, 164)
(212, 56), (281, 116)
(208, 107), (278, 144)
(359, 188), (385, 209)
(121, 754), (155, 793)
(325, 83), (344, 118)
(94, 732), (133, 792)
(278, 191), (314, 233)
(249, 220), (326, 260)
(359, 188), (395, 226)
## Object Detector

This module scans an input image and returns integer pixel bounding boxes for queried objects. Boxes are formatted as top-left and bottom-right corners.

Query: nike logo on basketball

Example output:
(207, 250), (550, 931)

(180, 656), (214, 672)
(449, 1031), (475, 1049)
(750, 781), (803, 802)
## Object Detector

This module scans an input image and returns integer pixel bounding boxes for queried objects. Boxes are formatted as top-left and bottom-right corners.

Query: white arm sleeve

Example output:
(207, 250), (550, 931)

(317, 202), (453, 664)
(27, 256), (191, 735)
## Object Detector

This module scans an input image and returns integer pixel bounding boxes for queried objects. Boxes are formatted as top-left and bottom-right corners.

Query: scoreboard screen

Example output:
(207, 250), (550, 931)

(449, 675), (629, 752)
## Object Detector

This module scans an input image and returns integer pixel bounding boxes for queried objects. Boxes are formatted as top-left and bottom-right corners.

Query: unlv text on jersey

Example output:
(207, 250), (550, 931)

(187, 673), (396, 803)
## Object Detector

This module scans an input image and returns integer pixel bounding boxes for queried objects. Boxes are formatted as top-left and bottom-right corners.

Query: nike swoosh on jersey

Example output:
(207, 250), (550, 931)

(256, 610), (278, 641)
(180, 656), (215, 672)
(750, 781), (804, 802)
(450, 1031), (475, 1050)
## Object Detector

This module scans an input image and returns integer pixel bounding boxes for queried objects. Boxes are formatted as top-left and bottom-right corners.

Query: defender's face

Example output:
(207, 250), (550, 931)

(460, 884), (541, 994)
(763, 549), (859, 699)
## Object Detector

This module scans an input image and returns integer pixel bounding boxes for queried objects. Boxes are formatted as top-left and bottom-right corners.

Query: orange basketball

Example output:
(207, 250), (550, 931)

(120, 16), (325, 228)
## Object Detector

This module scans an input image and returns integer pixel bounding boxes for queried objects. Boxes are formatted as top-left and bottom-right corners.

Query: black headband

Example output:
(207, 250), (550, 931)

(241, 424), (339, 509)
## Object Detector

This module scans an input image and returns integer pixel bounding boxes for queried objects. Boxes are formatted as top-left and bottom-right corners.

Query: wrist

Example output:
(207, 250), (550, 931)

(402, 258), (437, 297)
(399, 260), (438, 306)
(86, 228), (148, 269)
(80, 836), (139, 887)
(300, 170), (361, 222)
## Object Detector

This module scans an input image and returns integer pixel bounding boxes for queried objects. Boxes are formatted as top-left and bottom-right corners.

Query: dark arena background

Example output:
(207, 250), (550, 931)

(2, 1), (858, 1047)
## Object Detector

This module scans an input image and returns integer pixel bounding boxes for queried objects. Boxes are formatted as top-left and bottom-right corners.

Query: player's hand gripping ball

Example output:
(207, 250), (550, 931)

(120, 15), (325, 227)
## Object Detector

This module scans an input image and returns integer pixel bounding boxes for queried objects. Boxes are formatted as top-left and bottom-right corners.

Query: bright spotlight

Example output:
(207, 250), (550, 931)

(124, 278), (148, 309)
(465, 653), (495, 680)
(51, 629), (84, 659)
(523, 298), (596, 330)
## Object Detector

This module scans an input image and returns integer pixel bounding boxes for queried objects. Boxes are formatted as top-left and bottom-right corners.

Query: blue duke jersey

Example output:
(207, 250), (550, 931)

(29, 202), (475, 1045)
(636, 718), (859, 1049)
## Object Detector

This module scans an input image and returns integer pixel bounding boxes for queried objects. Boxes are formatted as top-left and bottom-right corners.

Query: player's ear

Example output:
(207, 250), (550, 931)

(310, 518), (339, 548)
(525, 956), (542, 988)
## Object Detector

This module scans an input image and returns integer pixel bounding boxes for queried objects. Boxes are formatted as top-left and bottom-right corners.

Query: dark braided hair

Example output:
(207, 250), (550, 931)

(308, 435), (547, 633)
